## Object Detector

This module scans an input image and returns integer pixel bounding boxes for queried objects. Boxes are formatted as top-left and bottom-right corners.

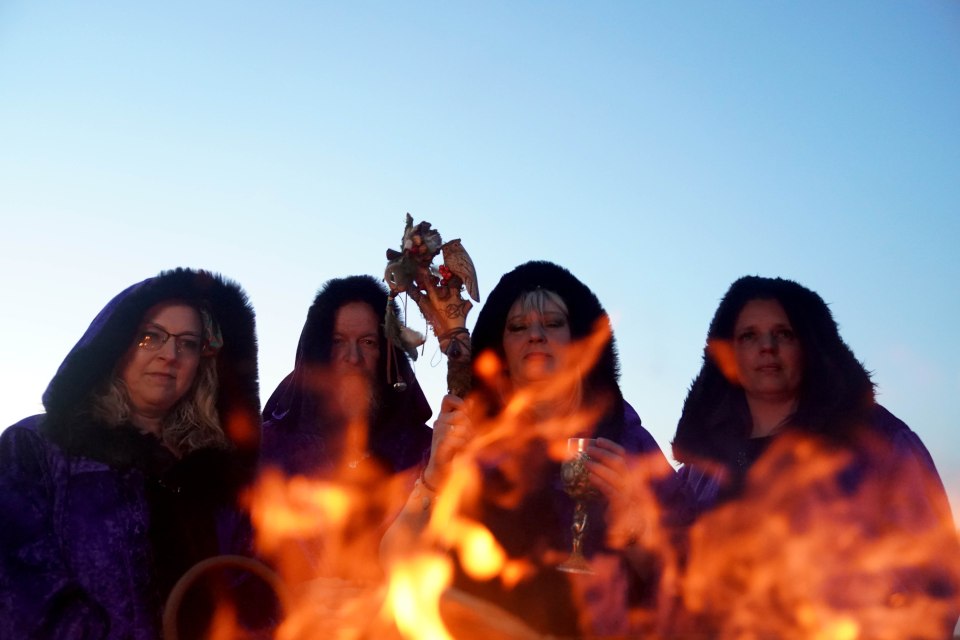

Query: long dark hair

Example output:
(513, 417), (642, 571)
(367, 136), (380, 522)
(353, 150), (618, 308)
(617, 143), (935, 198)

(261, 275), (432, 462)
(470, 260), (626, 441)
(672, 275), (875, 466)
(297, 275), (397, 388)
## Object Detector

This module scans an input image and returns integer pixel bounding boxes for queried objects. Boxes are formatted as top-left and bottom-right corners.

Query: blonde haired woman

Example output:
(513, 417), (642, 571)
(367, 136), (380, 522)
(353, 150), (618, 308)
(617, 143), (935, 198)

(0, 268), (261, 639)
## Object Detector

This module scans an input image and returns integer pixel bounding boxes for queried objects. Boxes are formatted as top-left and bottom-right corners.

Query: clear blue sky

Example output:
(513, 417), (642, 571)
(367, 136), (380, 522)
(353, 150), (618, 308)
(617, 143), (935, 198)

(2, 2), (958, 517)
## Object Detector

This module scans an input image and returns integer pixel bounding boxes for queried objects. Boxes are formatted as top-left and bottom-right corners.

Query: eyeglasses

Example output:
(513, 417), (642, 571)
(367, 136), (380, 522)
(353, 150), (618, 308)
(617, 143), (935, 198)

(136, 325), (211, 357)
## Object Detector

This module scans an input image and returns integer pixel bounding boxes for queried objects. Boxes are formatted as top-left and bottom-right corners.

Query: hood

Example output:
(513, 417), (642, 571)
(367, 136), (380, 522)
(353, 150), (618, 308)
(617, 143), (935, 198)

(262, 275), (432, 467)
(470, 260), (626, 439)
(672, 275), (875, 467)
(41, 268), (260, 459)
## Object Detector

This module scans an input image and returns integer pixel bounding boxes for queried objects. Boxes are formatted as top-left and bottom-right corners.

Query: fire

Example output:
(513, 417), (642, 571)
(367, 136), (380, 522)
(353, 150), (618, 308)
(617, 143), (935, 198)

(678, 432), (960, 639)
(207, 603), (240, 640)
(227, 316), (960, 640)
(386, 554), (454, 640)
(707, 338), (739, 385)
(473, 350), (500, 379)
(455, 522), (506, 581)
(237, 322), (641, 639)
(251, 470), (352, 554)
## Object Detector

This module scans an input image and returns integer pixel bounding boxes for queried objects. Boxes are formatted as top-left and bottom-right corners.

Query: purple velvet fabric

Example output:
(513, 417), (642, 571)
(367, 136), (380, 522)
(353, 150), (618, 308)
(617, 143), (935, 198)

(0, 269), (261, 640)
(0, 417), (254, 639)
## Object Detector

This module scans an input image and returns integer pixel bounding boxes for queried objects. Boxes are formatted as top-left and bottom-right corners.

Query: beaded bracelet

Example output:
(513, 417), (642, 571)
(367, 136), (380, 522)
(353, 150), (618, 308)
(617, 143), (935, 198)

(419, 466), (439, 493)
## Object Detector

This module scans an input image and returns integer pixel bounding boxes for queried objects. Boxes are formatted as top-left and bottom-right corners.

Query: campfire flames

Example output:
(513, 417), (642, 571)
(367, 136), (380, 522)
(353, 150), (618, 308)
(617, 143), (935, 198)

(223, 323), (960, 640)
(678, 433), (960, 639)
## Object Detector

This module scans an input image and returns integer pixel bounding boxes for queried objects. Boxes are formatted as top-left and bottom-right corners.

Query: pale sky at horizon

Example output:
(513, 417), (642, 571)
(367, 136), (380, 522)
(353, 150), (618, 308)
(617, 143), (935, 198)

(2, 1), (959, 517)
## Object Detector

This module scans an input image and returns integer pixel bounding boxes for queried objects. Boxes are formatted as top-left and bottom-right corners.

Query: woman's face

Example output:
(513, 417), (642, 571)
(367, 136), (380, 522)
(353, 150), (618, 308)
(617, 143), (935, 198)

(119, 302), (203, 421)
(330, 301), (380, 379)
(502, 295), (572, 388)
(328, 301), (381, 421)
(732, 298), (804, 403)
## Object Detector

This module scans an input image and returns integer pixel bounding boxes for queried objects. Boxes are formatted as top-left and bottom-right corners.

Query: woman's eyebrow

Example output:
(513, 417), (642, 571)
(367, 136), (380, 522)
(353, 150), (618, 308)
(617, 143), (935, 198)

(144, 321), (201, 336)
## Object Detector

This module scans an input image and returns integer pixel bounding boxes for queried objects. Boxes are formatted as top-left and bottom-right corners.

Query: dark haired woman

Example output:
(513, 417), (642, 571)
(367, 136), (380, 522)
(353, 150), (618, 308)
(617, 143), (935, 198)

(0, 268), (262, 639)
(671, 275), (959, 638)
(260, 275), (433, 479)
(257, 275), (433, 591)
(383, 260), (685, 638)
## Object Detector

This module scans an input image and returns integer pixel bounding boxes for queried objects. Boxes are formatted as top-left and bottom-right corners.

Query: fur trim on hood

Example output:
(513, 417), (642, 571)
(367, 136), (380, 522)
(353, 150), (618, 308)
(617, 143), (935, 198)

(261, 275), (432, 472)
(40, 268), (260, 465)
(672, 275), (874, 468)
(470, 260), (626, 440)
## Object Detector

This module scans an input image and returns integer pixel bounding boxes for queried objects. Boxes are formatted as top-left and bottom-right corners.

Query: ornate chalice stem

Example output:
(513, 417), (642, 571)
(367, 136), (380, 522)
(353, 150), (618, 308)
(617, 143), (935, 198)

(570, 502), (588, 557)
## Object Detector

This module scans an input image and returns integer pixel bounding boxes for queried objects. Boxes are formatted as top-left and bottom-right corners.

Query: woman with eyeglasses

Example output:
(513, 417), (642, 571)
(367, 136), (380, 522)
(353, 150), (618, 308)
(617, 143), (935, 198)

(670, 275), (959, 638)
(0, 268), (264, 639)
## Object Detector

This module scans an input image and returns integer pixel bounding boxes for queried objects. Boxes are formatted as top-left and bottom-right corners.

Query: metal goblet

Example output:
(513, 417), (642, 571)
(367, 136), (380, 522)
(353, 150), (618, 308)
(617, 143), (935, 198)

(557, 437), (599, 574)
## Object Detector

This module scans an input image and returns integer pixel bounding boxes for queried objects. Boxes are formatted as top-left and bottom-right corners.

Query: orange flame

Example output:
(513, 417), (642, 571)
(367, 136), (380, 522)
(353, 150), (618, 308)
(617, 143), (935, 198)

(707, 338), (740, 384)
(242, 319), (960, 638)
(377, 318), (681, 637)
(386, 554), (454, 640)
(678, 432), (960, 639)
(249, 323), (684, 640)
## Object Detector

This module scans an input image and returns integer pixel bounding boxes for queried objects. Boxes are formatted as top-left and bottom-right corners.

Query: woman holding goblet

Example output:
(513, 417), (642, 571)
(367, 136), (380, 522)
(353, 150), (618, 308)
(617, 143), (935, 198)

(383, 260), (684, 638)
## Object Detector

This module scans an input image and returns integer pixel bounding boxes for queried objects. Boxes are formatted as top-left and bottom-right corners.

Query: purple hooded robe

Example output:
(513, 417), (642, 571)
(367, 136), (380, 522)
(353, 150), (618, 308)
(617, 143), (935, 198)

(256, 276), (433, 586)
(0, 268), (261, 640)
(259, 275), (433, 478)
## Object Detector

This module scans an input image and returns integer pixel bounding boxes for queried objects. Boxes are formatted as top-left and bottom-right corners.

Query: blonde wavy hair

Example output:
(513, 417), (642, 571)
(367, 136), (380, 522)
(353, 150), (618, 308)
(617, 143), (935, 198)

(90, 338), (228, 456)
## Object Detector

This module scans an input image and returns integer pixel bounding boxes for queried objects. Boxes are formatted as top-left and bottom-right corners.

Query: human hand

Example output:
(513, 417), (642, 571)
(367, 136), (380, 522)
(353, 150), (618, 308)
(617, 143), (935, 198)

(584, 438), (628, 501)
(422, 394), (474, 489)
(585, 438), (643, 547)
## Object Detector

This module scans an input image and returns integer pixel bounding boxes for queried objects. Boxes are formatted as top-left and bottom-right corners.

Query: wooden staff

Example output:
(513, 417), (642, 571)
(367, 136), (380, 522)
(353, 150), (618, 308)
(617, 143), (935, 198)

(384, 214), (480, 398)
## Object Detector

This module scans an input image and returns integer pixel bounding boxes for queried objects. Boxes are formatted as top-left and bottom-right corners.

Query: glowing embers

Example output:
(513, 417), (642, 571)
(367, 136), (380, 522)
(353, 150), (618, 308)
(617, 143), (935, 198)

(679, 432), (960, 639)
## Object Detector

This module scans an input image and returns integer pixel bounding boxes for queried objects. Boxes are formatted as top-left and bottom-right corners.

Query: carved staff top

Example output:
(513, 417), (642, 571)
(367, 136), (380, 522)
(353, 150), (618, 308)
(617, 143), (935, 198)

(384, 214), (479, 398)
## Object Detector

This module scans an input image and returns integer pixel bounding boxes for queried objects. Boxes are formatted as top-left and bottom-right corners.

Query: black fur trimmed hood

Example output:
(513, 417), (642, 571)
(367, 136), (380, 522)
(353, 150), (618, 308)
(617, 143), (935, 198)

(470, 260), (626, 439)
(41, 268), (261, 459)
(672, 275), (875, 468)
(261, 275), (432, 472)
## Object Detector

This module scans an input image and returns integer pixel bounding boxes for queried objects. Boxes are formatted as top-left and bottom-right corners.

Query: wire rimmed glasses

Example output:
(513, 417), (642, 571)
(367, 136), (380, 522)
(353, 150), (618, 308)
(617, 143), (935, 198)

(136, 325), (212, 357)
